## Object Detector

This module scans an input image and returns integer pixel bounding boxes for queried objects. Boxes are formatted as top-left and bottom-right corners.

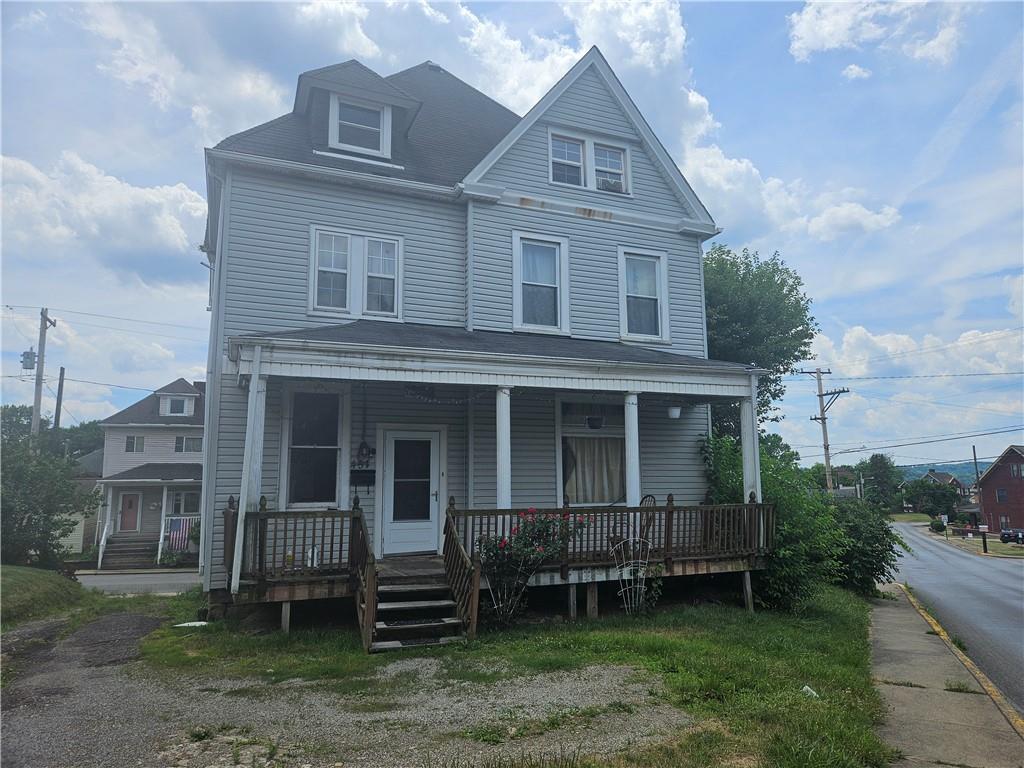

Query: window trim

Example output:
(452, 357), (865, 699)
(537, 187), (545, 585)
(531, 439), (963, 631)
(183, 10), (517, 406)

(307, 225), (403, 321)
(549, 132), (585, 189)
(554, 394), (628, 508)
(171, 490), (201, 517)
(546, 127), (632, 196)
(996, 488), (1008, 503)
(279, 383), (351, 511)
(174, 435), (203, 453)
(125, 435), (144, 453)
(617, 246), (671, 343)
(511, 230), (571, 335)
(328, 93), (392, 158)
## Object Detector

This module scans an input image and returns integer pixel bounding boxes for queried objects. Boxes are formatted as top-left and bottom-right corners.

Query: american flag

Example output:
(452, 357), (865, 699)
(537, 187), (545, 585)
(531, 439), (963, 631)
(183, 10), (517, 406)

(167, 518), (194, 552)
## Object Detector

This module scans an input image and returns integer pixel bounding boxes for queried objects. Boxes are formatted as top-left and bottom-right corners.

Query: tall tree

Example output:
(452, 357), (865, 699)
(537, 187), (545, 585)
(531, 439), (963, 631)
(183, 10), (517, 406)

(703, 245), (818, 435)
(855, 454), (902, 512)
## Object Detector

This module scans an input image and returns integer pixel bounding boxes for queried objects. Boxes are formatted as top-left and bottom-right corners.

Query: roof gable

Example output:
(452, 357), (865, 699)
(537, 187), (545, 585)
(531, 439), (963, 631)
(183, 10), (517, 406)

(294, 60), (420, 113)
(978, 445), (1024, 484)
(462, 46), (715, 227)
(155, 378), (200, 396)
(102, 379), (205, 426)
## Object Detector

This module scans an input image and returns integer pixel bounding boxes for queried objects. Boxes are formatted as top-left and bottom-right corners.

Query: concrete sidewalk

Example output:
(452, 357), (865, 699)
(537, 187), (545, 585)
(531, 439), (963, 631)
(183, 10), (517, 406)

(78, 570), (199, 594)
(872, 584), (1023, 768)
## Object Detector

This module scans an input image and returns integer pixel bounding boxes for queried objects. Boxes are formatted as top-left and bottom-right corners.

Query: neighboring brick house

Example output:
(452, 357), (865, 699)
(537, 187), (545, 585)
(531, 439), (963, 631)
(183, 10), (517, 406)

(922, 469), (967, 498)
(978, 445), (1024, 531)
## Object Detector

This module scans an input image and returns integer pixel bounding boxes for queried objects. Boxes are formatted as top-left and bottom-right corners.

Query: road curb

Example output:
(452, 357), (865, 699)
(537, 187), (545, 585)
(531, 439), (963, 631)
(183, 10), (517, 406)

(926, 532), (1024, 560)
(895, 582), (1024, 738)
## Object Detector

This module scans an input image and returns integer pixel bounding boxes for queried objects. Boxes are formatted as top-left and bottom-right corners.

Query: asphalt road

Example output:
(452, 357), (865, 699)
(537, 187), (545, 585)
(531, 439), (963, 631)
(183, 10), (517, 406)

(78, 570), (199, 594)
(894, 522), (1024, 715)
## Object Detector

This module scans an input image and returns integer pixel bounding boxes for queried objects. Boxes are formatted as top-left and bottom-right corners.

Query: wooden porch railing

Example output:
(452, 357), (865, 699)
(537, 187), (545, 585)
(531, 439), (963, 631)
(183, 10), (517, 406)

(443, 498), (480, 640)
(449, 497), (775, 573)
(349, 505), (377, 651)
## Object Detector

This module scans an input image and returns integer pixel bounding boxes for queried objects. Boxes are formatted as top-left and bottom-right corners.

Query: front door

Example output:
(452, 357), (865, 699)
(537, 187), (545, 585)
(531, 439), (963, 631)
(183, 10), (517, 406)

(118, 493), (141, 532)
(382, 430), (441, 555)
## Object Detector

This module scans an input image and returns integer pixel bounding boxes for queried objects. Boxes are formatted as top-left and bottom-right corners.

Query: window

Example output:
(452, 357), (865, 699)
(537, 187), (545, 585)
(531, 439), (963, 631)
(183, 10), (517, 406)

(559, 402), (625, 505)
(999, 515), (1010, 530)
(550, 135), (584, 186)
(594, 144), (626, 193)
(174, 436), (203, 453)
(1011, 464), (1021, 478)
(288, 392), (340, 505)
(996, 488), (1008, 503)
(172, 491), (200, 517)
(548, 130), (630, 195)
(309, 227), (401, 319)
(329, 95), (391, 157)
(125, 435), (144, 453)
(618, 248), (669, 341)
(365, 238), (397, 314)
(512, 232), (570, 333)
(169, 398), (185, 414)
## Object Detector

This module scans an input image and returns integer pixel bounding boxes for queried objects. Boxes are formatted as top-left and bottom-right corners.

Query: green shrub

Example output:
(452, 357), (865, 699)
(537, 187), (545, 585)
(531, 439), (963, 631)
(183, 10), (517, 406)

(832, 498), (906, 596)
(704, 435), (844, 610)
(929, 519), (946, 533)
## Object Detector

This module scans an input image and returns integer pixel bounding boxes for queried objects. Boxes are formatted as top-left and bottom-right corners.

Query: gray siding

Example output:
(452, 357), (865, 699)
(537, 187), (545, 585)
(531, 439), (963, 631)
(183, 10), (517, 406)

(102, 427), (203, 477)
(471, 203), (707, 356)
(480, 67), (695, 220)
(222, 169), (467, 341)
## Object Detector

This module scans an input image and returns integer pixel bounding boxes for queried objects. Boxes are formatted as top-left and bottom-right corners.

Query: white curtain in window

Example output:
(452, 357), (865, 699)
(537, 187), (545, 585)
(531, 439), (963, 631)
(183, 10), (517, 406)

(563, 436), (625, 504)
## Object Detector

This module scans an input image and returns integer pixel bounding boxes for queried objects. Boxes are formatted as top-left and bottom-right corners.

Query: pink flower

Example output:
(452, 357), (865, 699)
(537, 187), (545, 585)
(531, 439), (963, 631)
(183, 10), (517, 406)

(577, 515), (585, 523)
(536, 545), (544, 553)
(527, 507), (537, 514)
(518, 511), (525, 518)
(511, 526), (519, 535)
(498, 538), (507, 549)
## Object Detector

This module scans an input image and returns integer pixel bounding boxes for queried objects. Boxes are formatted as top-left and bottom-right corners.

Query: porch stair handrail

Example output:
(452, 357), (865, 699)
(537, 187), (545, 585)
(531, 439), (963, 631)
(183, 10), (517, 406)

(97, 506), (113, 570)
(349, 498), (377, 651)
(442, 497), (480, 640)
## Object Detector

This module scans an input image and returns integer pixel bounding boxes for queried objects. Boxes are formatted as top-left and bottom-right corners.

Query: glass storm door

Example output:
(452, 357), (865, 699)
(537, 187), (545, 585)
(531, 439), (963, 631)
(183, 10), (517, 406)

(382, 430), (441, 555)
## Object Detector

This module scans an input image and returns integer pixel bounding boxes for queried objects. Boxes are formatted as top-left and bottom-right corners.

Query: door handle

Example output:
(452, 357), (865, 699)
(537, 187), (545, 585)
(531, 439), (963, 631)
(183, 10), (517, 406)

(431, 490), (439, 501)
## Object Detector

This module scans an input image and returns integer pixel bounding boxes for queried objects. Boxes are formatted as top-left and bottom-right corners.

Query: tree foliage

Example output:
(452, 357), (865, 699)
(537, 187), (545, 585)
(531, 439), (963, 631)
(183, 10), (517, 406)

(832, 498), (906, 596)
(854, 454), (902, 512)
(1, 405), (103, 459)
(703, 245), (818, 434)
(902, 479), (959, 518)
(0, 405), (100, 566)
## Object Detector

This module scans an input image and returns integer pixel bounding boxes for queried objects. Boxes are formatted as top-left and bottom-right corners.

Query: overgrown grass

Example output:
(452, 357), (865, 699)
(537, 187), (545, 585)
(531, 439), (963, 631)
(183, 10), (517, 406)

(142, 587), (893, 768)
(889, 513), (931, 523)
(943, 679), (984, 695)
(1, 565), (90, 628)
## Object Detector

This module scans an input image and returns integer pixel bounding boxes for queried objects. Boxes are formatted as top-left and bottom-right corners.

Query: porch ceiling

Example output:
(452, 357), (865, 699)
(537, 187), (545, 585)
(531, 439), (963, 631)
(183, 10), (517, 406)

(229, 321), (762, 398)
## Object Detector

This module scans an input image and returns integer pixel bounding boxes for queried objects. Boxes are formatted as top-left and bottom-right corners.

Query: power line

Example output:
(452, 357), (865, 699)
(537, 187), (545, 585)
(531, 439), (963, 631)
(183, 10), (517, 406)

(43, 381), (79, 426)
(784, 371), (1023, 381)
(4, 311), (205, 344)
(799, 427), (1023, 460)
(4, 304), (207, 331)
(787, 423), (1024, 450)
(811, 328), (1023, 369)
(894, 455), (1001, 468)
(63, 377), (156, 392)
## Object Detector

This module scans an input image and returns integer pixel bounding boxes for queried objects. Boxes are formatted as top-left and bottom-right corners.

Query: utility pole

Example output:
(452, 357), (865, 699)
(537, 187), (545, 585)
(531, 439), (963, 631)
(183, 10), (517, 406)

(798, 367), (849, 493)
(972, 444), (985, 528)
(53, 366), (66, 429)
(30, 308), (57, 436)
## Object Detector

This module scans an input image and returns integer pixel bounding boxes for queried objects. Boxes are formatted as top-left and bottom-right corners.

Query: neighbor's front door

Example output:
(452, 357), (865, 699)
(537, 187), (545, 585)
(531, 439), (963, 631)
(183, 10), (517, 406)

(118, 493), (141, 532)
(382, 430), (441, 556)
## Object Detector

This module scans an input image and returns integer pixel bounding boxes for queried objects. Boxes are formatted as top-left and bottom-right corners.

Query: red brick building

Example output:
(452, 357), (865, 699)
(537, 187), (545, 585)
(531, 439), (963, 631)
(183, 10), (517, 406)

(979, 445), (1024, 531)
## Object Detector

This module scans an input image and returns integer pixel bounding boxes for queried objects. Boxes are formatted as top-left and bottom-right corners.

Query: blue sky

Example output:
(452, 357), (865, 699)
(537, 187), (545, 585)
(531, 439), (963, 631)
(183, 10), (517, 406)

(2, 1), (1021, 468)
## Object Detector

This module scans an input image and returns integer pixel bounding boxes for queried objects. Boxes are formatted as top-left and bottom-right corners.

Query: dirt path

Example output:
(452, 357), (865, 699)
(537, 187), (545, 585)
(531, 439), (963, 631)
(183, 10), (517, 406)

(2, 615), (688, 767)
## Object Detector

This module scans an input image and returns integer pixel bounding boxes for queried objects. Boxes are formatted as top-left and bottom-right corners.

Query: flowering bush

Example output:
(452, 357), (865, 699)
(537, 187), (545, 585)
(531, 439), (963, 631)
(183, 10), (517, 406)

(478, 508), (588, 627)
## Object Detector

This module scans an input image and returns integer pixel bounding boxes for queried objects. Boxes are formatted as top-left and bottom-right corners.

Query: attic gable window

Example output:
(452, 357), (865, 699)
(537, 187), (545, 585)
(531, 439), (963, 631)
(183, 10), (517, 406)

(329, 94), (392, 158)
(550, 136), (584, 186)
(548, 129), (631, 195)
(594, 144), (625, 193)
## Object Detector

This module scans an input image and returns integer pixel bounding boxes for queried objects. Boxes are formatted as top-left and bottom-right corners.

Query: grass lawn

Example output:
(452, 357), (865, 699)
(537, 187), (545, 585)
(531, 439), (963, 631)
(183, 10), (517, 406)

(142, 587), (894, 768)
(931, 530), (1024, 558)
(1, 565), (89, 628)
(889, 513), (931, 523)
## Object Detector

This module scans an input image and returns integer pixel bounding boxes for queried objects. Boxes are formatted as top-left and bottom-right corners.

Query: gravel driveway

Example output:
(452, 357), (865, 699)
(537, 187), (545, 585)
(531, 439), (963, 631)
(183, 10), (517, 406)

(2, 614), (689, 767)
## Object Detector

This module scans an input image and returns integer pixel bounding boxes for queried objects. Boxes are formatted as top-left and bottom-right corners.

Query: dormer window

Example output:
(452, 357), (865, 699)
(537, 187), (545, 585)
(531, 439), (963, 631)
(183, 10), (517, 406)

(159, 395), (196, 417)
(169, 398), (186, 415)
(329, 94), (391, 158)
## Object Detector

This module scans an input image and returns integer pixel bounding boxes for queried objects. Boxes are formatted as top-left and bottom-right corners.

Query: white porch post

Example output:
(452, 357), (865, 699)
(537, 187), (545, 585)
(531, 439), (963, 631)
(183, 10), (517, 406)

(157, 485), (169, 565)
(624, 392), (641, 507)
(496, 386), (512, 509)
(232, 346), (266, 593)
(740, 395), (761, 503)
(98, 484), (114, 568)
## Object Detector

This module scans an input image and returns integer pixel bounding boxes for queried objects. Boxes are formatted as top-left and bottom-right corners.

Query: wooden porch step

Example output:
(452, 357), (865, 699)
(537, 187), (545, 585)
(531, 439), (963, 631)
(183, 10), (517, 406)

(369, 635), (465, 653)
(375, 599), (456, 611)
(377, 583), (449, 594)
(375, 616), (462, 631)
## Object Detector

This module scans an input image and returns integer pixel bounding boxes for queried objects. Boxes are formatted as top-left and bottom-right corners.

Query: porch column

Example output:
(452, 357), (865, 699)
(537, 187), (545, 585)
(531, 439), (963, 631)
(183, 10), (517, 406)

(156, 485), (169, 565)
(624, 392), (641, 507)
(496, 386), (511, 508)
(739, 396), (760, 503)
(232, 346), (267, 593)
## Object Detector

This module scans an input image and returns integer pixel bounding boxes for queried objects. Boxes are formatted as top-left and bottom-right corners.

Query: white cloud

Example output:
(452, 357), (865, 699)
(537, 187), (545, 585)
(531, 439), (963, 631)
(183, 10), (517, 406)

(561, 0), (686, 71)
(295, 1), (381, 58)
(806, 202), (901, 241)
(110, 342), (176, 374)
(78, 4), (288, 144)
(788, 2), (965, 66)
(2, 152), (206, 282)
(12, 9), (48, 31)
(841, 63), (872, 80)
(385, 0), (449, 24)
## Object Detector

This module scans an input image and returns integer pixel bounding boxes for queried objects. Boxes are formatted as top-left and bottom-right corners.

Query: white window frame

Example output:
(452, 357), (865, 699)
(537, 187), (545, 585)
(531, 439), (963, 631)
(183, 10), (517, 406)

(168, 397), (186, 415)
(174, 435), (202, 453)
(547, 127), (632, 196)
(512, 230), (571, 335)
(125, 435), (144, 453)
(593, 143), (628, 194)
(279, 383), (351, 512)
(363, 237), (400, 318)
(617, 246), (671, 343)
(548, 133), (586, 189)
(554, 394), (628, 508)
(308, 225), (403, 321)
(171, 490), (201, 517)
(328, 93), (392, 159)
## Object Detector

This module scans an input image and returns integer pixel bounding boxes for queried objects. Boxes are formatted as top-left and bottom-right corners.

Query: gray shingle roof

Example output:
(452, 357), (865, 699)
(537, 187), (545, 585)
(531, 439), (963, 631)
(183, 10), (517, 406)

(244, 320), (753, 372)
(102, 380), (205, 426)
(104, 463), (203, 482)
(216, 61), (520, 187)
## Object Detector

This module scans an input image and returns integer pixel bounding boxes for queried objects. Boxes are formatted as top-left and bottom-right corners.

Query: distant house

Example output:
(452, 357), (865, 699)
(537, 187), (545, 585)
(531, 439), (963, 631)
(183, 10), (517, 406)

(58, 448), (103, 554)
(978, 446), (1024, 531)
(94, 379), (204, 569)
(921, 469), (967, 498)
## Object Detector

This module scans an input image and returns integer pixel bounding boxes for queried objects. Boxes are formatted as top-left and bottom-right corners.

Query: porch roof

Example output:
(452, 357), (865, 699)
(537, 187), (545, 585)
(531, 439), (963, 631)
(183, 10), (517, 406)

(102, 463), (203, 483)
(229, 321), (762, 398)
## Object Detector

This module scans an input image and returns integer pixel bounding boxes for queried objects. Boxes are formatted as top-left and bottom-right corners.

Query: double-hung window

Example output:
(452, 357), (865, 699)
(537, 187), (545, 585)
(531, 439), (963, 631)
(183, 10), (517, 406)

(329, 95), (391, 157)
(168, 398), (185, 415)
(172, 491), (200, 517)
(618, 248), (669, 341)
(310, 227), (401, 319)
(594, 144), (626, 193)
(174, 436), (202, 453)
(550, 135), (584, 186)
(125, 435), (144, 453)
(996, 488), (1008, 503)
(512, 232), (570, 333)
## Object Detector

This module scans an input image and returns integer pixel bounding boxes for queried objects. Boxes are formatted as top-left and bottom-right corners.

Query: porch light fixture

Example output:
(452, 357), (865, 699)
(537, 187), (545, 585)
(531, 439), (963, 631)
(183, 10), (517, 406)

(667, 406), (682, 419)
(585, 415), (605, 430)
(351, 384), (376, 470)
